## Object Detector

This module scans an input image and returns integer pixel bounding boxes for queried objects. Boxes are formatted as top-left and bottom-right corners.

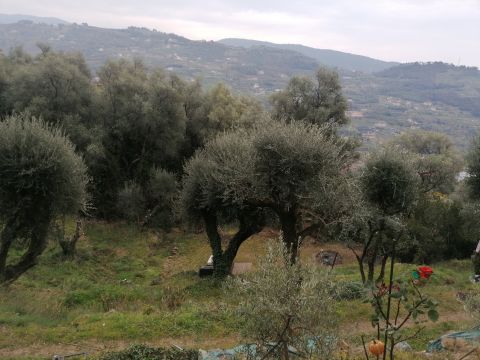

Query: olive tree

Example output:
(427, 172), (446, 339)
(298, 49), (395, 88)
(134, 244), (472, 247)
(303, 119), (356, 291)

(0, 113), (88, 284)
(179, 119), (354, 273)
(178, 81), (264, 162)
(229, 240), (338, 360)
(6, 50), (93, 128)
(270, 67), (348, 130)
(118, 168), (178, 231)
(179, 130), (264, 276)
(245, 120), (354, 262)
(389, 130), (462, 194)
(92, 60), (187, 217)
(346, 148), (420, 285)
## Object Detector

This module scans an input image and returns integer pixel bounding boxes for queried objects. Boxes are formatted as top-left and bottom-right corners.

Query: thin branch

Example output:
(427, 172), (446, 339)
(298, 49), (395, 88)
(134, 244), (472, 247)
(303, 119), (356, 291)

(260, 315), (293, 360)
(372, 293), (389, 325)
(396, 326), (425, 344)
(298, 222), (324, 239)
(347, 243), (361, 261)
(394, 298), (401, 326)
(396, 298), (427, 330)
(361, 335), (371, 360)
(458, 347), (478, 360)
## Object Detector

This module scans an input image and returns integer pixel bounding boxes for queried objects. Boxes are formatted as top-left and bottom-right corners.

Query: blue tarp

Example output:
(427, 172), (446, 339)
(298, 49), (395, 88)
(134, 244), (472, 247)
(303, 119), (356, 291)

(427, 325), (480, 352)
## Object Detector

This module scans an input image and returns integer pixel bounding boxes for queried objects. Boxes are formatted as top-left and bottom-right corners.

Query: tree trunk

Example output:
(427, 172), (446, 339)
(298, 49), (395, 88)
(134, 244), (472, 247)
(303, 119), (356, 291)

(376, 254), (389, 284)
(356, 256), (366, 284)
(281, 341), (289, 360)
(203, 211), (226, 275)
(203, 210), (263, 277)
(59, 220), (82, 258)
(349, 244), (367, 284)
(367, 239), (380, 284)
(0, 216), (21, 281)
(2, 208), (52, 284)
(279, 209), (299, 264)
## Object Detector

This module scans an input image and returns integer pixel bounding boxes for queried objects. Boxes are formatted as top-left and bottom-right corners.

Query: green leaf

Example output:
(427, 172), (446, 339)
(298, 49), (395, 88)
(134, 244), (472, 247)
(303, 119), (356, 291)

(412, 309), (418, 319)
(428, 309), (439, 322)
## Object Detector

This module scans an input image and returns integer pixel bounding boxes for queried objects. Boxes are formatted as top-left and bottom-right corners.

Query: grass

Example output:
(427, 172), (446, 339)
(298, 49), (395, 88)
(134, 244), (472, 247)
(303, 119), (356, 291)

(0, 220), (477, 359)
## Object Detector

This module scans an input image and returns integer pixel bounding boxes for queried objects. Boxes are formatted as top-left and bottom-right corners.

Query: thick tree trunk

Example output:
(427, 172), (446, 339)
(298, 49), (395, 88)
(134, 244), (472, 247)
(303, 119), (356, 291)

(279, 209), (299, 264)
(0, 216), (21, 280)
(203, 211), (263, 277)
(2, 208), (52, 284)
(203, 212), (226, 274)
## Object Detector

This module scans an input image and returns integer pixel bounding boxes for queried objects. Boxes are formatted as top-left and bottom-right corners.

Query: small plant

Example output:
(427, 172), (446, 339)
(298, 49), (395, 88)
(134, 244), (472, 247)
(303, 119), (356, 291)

(363, 241), (439, 360)
(333, 280), (368, 300)
(229, 239), (338, 360)
(162, 286), (186, 310)
(98, 344), (198, 360)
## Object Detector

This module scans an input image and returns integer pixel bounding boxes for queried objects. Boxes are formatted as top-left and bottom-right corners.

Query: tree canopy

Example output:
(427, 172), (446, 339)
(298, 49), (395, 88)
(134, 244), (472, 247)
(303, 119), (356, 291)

(180, 119), (355, 271)
(270, 67), (348, 130)
(389, 130), (462, 193)
(0, 113), (88, 283)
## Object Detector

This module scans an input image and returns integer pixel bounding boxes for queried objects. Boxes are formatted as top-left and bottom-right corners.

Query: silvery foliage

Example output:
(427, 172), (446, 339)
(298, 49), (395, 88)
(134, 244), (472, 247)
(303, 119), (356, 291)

(228, 239), (338, 360)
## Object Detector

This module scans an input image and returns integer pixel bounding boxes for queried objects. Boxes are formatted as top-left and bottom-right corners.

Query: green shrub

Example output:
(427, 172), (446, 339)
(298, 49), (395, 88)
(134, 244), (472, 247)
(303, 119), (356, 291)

(98, 344), (198, 360)
(332, 280), (367, 300)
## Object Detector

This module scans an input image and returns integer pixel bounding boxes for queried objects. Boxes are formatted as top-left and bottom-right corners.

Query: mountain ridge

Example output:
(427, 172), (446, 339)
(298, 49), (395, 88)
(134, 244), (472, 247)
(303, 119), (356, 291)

(219, 38), (398, 73)
(0, 13), (69, 25)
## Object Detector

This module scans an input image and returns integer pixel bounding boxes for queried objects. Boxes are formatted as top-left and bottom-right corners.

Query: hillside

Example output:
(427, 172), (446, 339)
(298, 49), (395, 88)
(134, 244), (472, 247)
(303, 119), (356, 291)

(219, 38), (398, 73)
(0, 21), (318, 93)
(0, 21), (479, 148)
(343, 63), (480, 148)
(0, 220), (475, 358)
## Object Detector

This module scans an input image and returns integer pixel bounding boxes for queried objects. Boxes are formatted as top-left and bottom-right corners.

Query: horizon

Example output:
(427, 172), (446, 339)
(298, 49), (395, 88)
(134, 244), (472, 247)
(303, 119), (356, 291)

(0, 0), (479, 68)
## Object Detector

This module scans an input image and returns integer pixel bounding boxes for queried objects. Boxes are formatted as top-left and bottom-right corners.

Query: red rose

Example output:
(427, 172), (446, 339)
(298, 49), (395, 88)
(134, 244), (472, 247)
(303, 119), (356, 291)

(418, 266), (433, 279)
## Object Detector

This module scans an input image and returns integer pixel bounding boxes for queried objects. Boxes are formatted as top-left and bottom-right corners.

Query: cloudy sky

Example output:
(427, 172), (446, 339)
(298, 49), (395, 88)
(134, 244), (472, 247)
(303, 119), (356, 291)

(1, 0), (479, 66)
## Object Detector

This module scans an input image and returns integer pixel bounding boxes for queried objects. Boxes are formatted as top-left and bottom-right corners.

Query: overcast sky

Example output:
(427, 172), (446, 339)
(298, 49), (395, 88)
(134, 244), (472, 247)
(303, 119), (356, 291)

(1, 0), (479, 67)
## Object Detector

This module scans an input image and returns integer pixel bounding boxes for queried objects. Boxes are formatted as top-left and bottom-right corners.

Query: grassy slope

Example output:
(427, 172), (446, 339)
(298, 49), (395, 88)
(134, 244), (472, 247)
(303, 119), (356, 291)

(0, 221), (477, 359)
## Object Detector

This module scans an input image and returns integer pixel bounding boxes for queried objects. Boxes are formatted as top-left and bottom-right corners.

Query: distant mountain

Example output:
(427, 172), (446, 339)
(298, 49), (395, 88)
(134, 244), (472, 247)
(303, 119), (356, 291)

(375, 62), (480, 117)
(0, 13), (69, 25)
(0, 22), (319, 92)
(0, 20), (479, 148)
(219, 38), (398, 73)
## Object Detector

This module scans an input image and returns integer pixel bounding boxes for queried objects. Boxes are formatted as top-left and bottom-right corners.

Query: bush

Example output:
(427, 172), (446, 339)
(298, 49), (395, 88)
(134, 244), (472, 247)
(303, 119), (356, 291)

(399, 196), (478, 263)
(117, 181), (146, 222)
(98, 345), (198, 360)
(145, 168), (177, 230)
(332, 281), (367, 300)
(229, 239), (338, 359)
(117, 168), (177, 229)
